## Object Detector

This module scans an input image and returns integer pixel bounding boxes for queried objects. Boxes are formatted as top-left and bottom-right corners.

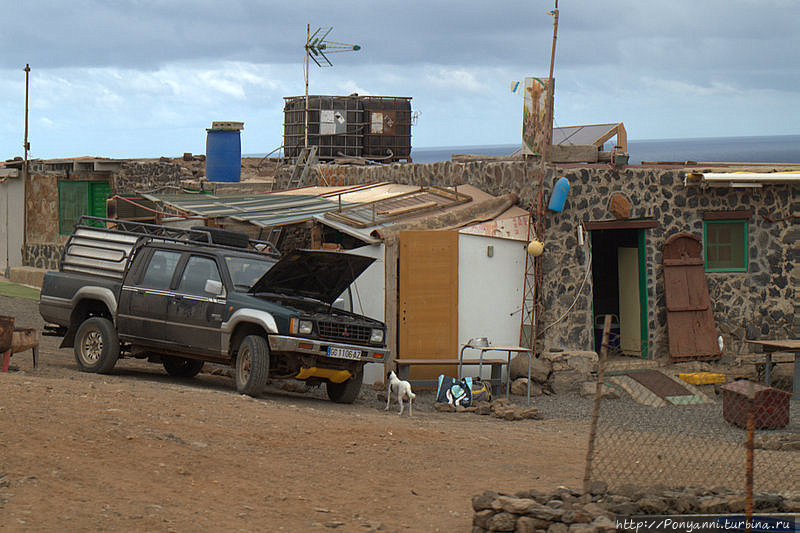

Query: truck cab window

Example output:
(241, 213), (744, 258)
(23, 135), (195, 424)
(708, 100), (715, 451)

(179, 256), (221, 294)
(141, 250), (181, 289)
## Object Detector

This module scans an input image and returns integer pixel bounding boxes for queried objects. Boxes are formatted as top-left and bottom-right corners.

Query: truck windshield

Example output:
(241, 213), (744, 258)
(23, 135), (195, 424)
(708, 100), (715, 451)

(225, 256), (276, 290)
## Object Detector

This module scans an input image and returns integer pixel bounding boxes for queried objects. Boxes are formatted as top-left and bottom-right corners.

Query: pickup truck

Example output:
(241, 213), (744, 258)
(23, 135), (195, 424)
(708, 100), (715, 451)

(39, 217), (388, 403)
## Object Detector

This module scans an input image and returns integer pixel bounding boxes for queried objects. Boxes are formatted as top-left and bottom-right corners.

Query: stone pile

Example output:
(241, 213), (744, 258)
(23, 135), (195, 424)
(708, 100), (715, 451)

(434, 397), (541, 421)
(754, 433), (800, 451)
(471, 483), (800, 533)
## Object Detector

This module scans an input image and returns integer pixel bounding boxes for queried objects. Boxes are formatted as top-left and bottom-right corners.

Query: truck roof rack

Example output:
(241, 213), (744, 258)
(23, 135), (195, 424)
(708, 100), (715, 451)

(60, 216), (280, 280)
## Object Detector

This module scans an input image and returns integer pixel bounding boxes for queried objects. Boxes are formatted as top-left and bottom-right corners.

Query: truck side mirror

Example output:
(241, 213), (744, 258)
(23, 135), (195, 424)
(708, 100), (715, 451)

(204, 279), (224, 296)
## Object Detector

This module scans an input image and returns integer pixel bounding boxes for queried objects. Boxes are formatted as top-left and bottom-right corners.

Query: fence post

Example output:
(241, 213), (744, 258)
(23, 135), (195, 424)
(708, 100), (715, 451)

(746, 380), (754, 533)
(584, 314), (611, 491)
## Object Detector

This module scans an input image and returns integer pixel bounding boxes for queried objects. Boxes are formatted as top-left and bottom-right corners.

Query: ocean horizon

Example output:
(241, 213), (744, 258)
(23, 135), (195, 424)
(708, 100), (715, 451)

(408, 134), (800, 165)
(245, 134), (799, 165)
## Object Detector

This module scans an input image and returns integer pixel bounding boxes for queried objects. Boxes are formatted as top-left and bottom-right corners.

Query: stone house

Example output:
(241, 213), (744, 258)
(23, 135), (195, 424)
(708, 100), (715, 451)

(294, 160), (799, 361)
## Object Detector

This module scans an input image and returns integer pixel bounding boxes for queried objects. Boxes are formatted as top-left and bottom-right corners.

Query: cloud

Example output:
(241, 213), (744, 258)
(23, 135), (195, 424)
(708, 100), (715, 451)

(0, 1), (797, 158)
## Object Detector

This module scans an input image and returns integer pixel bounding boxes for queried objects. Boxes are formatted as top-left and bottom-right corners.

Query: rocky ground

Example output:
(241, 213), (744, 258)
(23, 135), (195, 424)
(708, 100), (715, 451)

(0, 295), (797, 531)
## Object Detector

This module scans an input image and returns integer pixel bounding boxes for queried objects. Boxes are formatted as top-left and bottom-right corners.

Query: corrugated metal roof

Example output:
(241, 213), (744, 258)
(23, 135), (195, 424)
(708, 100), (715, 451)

(144, 192), (352, 228)
(323, 186), (471, 228)
(315, 185), (528, 243)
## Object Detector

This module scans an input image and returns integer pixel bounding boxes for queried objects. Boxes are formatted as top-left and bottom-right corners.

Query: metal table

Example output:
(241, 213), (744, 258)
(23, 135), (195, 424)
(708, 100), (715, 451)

(458, 343), (532, 401)
(744, 339), (800, 399)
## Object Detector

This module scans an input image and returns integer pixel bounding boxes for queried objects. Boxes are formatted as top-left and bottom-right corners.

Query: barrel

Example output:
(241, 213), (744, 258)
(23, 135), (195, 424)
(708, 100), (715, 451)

(206, 129), (241, 182)
(548, 176), (570, 212)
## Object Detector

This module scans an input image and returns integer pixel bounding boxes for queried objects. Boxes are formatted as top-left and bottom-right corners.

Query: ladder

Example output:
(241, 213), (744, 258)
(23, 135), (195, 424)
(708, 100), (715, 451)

(285, 145), (318, 190)
(264, 146), (319, 246)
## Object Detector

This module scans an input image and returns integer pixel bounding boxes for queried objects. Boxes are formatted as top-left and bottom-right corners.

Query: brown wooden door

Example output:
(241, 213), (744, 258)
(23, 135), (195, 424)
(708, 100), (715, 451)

(398, 230), (458, 381)
(663, 233), (721, 361)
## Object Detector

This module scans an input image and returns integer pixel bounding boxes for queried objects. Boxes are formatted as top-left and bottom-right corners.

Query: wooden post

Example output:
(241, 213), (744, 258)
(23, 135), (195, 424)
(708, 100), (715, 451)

(310, 222), (323, 249)
(384, 237), (399, 375)
(584, 314), (611, 490)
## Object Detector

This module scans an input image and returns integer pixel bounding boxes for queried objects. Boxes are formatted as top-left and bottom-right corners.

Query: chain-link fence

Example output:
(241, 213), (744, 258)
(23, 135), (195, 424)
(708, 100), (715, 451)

(584, 348), (799, 496)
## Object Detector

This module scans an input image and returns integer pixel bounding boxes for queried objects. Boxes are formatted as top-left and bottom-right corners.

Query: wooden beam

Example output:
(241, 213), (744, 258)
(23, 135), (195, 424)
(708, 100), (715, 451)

(549, 144), (598, 163)
(383, 236), (399, 375)
(583, 219), (658, 230)
(702, 210), (752, 220)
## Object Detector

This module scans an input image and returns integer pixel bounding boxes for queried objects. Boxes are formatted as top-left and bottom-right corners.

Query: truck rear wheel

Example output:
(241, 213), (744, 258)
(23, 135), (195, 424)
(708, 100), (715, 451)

(74, 317), (120, 374)
(326, 370), (363, 404)
(162, 356), (204, 378)
(235, 335), (269, 396)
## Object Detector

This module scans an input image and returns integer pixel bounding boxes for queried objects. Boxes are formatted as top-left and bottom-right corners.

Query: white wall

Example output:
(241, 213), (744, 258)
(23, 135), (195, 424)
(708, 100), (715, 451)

(342, 237), (526, 385)
(457, 233), (526, 378)
(344, 244), (386, 385)
(0, 178), (25, 274)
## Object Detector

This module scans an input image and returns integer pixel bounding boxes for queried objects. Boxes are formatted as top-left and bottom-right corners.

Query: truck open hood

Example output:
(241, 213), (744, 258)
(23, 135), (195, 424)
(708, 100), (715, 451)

(249, 249), (375, 304)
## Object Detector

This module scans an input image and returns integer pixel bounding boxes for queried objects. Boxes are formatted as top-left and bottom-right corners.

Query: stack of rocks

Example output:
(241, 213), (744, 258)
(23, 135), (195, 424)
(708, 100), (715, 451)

(471, 483), (800, 533)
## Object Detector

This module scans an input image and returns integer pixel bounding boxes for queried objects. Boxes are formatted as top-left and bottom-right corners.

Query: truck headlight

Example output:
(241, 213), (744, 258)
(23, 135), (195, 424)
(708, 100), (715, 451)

(291, 318), (313, 335)
(370, 328), (384, 344)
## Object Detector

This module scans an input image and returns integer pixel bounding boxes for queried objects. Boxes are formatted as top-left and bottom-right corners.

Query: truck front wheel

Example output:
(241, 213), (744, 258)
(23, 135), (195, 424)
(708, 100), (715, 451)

(326, 370), (363, 404)
(74, 317), (120, 374)
(235, 335), (269, 397)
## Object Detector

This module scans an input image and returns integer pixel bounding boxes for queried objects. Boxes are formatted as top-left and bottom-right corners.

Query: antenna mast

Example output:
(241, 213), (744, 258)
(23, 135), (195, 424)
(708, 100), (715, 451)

(303, 26), (361, 149)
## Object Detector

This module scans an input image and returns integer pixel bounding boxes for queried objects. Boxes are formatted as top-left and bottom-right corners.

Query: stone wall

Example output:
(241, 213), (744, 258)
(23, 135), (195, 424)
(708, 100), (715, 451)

(26, 174), (61, 244)
(293, 162), (798, 360)
(114, 161), (189, 193)
(23, 243), (63, 270)
(471, 484), (799, 533)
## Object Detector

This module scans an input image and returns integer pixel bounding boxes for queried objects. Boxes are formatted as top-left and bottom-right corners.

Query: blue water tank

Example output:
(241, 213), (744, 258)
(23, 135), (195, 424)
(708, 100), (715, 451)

(548, 176), (570, 212)
(206, 129), (241, 182)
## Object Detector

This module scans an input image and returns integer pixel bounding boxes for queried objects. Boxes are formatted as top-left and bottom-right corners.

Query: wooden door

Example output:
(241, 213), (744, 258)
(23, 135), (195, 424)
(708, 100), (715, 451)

(398, 230), (458, 381)
(663, 233), (721, 361)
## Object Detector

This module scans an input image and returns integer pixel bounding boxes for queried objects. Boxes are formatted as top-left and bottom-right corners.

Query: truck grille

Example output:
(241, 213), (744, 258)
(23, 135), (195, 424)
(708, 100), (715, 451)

(317, 321), (371, 344)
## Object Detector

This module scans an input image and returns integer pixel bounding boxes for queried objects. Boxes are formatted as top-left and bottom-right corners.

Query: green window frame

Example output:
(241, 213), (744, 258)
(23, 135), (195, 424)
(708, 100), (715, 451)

(58, 180), (110, 235)
(704, 219), (748, 272)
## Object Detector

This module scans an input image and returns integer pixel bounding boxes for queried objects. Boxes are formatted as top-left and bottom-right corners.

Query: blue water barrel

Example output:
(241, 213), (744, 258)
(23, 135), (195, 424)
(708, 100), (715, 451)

(206, 129), (241, 182)
(548, 176), (570, 212)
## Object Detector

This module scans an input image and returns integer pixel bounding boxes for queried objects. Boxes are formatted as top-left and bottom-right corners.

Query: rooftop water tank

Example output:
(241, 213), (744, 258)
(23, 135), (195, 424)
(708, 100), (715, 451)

(206, 121), (243, 182)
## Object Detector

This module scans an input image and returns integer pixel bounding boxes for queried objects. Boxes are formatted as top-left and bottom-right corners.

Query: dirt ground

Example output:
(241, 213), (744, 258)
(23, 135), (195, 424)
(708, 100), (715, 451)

(0, 296), (587, 532)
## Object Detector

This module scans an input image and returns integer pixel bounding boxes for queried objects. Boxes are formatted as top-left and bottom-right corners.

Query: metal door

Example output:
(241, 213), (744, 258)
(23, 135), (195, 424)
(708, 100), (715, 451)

(118, 249), (181, 346)
(663, 233), (721, 361)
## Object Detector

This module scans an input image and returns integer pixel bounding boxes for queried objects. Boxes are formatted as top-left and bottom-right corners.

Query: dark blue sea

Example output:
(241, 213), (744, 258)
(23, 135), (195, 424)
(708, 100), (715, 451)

(409, 134), (800, 165)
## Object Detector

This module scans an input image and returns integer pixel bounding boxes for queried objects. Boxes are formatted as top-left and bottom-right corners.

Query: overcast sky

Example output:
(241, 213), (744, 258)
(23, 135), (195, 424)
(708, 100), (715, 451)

(1, 0), (798, 159)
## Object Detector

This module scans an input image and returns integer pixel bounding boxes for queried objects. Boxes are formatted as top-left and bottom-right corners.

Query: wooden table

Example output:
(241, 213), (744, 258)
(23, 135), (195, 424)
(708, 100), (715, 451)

(458, 343), (531, 401)
(744, 339), (800, 399)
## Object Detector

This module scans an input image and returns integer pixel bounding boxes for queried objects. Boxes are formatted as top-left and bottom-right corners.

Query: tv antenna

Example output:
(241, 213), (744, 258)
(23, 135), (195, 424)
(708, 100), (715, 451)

(303, 25), (361, 148)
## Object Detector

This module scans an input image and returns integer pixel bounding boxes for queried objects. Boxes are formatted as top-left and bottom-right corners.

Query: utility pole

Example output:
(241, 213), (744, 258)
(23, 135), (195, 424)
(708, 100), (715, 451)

(302, 26), (361, 151)
(23, 63), (31, 256)
(520, 1), (559, 354)
(304, 24), (310, 149)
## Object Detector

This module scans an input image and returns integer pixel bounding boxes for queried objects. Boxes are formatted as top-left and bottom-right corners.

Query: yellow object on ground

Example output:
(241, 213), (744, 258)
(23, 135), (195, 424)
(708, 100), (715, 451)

(678, 372), (725, 385)
(295, 367), (352, 383)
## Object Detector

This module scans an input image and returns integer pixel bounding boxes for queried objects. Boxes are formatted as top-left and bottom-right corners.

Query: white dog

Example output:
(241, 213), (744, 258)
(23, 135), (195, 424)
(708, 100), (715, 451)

(385, 370), (415, 416)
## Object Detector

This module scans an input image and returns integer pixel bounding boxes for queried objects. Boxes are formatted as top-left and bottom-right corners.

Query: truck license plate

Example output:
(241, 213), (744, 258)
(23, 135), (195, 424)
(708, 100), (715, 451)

(327, 346), (363, 360)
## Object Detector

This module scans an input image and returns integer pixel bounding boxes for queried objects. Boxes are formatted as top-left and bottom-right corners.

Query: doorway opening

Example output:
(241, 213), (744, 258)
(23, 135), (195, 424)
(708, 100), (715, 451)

(590, 228), (649, 358)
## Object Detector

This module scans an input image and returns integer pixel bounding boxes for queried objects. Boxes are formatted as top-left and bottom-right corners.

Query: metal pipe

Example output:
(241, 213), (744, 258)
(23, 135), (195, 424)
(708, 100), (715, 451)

(23, 64), (30, 256)
(304, 24), (310, 150)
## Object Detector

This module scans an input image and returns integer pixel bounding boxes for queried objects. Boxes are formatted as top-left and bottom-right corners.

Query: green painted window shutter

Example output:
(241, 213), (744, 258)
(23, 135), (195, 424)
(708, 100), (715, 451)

(88, 181), (110, 222)
(58, 181), (89, 235)
(58, 180), (110, 235)
(704, 220), (748, 272)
